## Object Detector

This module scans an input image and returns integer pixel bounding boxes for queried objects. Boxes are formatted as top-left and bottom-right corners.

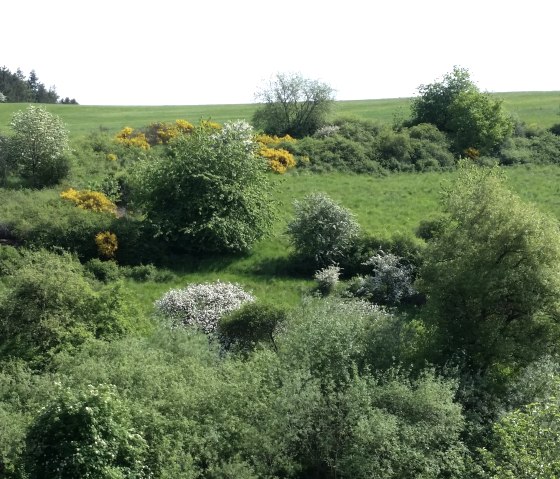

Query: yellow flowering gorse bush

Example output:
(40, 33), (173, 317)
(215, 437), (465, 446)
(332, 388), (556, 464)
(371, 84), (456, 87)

(95, 231), (118, 258)
(256, 134), (297, 173)
(60, 188), (117, 215)
(115, 127), (150, 150)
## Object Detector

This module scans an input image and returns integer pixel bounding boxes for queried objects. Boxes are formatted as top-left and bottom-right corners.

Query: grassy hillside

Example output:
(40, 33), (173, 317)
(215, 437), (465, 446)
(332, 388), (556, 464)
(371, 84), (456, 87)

(0, 91), (558, 137)
(125, 164), (560, 313)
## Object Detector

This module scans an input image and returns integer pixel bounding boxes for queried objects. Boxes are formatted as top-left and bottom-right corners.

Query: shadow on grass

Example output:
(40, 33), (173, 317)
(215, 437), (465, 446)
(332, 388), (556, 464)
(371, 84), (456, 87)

(251, 254), (313, 279)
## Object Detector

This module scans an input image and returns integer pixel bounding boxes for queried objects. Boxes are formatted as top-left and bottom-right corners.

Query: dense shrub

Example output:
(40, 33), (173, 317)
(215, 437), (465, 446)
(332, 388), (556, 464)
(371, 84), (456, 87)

(286, 192), (361, 269)
(292, 135), (382, 173)
(0, 249), (141, 364)
(130, 121), (275, 253)
(349, 251), (418, 306)
(341, 233), (425, 278)
(419, 164), (560, 377)
(218, 302), (287, 353)
(155, 280), (255, 333)
(23, 384), (149, 479)
(84, 258), (121, 283)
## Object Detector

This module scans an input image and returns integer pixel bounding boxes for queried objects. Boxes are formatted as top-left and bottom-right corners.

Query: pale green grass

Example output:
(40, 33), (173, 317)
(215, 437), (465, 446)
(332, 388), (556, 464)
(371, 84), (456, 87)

(128, 164), (560, 313)
(1, 91), (558, 137)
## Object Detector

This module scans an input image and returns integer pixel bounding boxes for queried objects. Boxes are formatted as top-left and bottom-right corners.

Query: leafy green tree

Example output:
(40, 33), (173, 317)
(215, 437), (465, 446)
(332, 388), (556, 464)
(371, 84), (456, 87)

(419, 164), (560, 376)
(8, 105), (70, 186)
(410, 67), (513, 154)
(448, 88), (514, 154)
(23, 384), (149, 479)
(130, 121), (274, 253)
(482, 395), (560, 478)
(253, 72), (335, 137)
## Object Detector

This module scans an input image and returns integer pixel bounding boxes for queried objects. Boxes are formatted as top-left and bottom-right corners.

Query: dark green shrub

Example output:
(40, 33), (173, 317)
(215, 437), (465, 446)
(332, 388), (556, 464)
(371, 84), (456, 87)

(293, 135), (382, 173)
(341, 233), (424, 278)
(124, 263), (156, 281)
(0, 245), (23, 276)
(84, 258), (121, 283)
(550, 123), (560, 136)
(218, 302), (288, 353)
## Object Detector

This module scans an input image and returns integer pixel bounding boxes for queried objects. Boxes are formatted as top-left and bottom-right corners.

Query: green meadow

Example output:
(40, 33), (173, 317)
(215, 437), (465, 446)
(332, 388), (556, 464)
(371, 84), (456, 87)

(1, 91), (559, 311)
(1, 91), (558, 137)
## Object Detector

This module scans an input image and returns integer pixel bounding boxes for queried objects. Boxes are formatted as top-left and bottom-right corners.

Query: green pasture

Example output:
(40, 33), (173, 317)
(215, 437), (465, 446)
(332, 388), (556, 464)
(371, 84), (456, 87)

(123, 164), (560, 313)
(0, 91), (558, 137)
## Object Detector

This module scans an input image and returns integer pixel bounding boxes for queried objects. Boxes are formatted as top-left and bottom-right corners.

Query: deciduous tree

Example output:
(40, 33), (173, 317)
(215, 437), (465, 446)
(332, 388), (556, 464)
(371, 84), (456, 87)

(253, 72), (335, 138)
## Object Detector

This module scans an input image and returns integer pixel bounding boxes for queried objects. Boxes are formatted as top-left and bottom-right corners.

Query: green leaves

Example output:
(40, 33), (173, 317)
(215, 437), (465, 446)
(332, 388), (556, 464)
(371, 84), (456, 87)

(130, 122), (274, 253)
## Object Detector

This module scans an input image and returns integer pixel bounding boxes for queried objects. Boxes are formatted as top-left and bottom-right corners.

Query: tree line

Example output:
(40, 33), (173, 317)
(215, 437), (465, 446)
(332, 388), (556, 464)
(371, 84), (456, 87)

(0, 66), (77, 104)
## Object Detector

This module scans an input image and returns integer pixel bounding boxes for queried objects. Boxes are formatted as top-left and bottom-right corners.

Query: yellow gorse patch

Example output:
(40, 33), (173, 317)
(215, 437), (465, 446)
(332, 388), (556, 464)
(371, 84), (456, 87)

(95, 231), (118, 258)
(115, 127), (150, 150)
(60, 188), (117, 215)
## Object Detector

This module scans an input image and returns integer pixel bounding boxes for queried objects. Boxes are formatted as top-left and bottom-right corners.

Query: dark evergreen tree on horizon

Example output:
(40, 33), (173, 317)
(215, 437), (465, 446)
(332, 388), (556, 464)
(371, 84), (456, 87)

(0, 66), (77, 104)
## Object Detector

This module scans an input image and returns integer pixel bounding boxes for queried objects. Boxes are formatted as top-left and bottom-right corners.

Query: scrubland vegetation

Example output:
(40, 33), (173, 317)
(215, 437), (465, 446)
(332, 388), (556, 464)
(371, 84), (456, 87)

(1, 68), (560, 478)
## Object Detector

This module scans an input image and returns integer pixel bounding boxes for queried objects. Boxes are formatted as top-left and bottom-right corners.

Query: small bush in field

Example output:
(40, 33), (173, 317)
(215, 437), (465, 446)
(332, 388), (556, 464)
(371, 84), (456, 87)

(287, 192), (360, 268)
(218, 302), (287, 353)
(95, 231), (118, 259)
(314, 264), (341, 295)
(84, 258), (121, 283)
(154, 280), (255, 333)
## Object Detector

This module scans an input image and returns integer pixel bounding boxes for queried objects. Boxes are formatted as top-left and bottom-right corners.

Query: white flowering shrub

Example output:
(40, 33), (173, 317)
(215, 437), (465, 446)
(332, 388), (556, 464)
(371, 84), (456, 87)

(354, 250), (417, 305)
(212, 120), (256, 152)
(313, 124), (340, 138)
(287, 192), (360, 268)
(314, 264), (341, 295)
(0, 91), (6, 102)
(154, 280), (255, 333)
(8, 105), (70, 186)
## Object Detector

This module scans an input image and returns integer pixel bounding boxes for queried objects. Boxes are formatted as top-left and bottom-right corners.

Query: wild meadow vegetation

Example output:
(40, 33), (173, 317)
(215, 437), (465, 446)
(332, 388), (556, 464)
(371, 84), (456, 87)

(1, 68), (560, 478)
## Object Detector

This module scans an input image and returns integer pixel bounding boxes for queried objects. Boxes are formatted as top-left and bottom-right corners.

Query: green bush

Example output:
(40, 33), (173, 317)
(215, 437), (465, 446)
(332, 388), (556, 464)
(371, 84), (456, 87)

(84, 258), (122, 283)
(23, 384), (149, 479)
(218, 302), (287, 354)
(130, 121), (275, 253)
(0, 249), (143, 364)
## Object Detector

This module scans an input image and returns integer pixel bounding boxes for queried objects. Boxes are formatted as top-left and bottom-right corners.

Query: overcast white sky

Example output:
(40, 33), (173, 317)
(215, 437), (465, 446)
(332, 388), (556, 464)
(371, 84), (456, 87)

(1, 0), (558, 105)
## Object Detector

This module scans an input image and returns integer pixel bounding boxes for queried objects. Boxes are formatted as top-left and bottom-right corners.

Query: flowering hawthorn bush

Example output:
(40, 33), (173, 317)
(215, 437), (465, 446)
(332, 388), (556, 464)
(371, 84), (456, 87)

(287, 192), (360, 268)
(154, 280), (255, 333)
(354, 250), (417, 305)
(314, 264), (341, 295)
